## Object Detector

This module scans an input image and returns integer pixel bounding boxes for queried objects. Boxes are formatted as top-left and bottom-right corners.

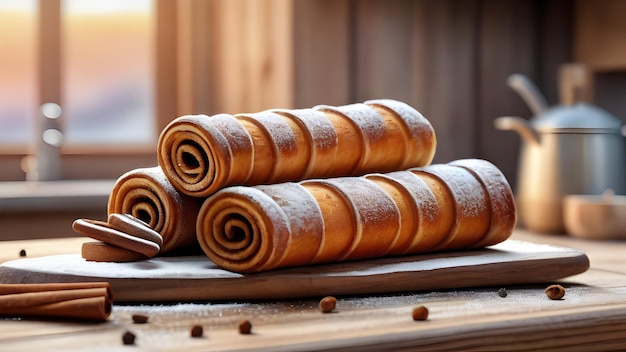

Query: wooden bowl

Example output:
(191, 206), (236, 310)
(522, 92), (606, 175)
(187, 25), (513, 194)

(563, 192), (626, 240)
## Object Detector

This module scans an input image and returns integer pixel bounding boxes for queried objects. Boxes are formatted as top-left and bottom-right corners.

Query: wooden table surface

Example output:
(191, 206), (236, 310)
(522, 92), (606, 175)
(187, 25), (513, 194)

(1, 229), (626, 351)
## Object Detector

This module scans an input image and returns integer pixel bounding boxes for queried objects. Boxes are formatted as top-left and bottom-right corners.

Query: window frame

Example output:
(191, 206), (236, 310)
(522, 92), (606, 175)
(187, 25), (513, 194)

(0, 0), (177, 181)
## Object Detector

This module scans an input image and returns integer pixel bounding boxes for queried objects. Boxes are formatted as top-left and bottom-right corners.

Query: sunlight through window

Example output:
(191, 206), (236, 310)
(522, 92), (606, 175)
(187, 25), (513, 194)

(0, 0), (37, 145)
(62, 0), (155, 145)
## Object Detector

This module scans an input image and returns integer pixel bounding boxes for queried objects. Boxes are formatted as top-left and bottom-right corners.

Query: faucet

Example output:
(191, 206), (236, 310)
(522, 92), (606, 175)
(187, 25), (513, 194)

(24, 102), (63, 181)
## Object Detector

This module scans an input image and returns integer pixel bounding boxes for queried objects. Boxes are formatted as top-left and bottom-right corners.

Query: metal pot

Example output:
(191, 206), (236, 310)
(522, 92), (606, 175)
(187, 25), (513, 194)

(494, 64), (626, 233)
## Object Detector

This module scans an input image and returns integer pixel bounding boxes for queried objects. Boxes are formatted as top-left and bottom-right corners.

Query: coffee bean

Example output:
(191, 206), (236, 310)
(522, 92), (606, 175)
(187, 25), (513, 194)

(122, 331), (136, 345)
(318, 296), (337, 313)
(132, 314), (149, 324)
(190, 325), (203, 338)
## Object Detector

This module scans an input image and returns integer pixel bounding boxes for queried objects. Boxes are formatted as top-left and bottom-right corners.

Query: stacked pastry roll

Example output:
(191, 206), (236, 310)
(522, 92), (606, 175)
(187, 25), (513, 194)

(106, 167), (202, 253)
(90, 98), (516, 272)
(157, 99), (436, 197)
(196, 159), (516, 273)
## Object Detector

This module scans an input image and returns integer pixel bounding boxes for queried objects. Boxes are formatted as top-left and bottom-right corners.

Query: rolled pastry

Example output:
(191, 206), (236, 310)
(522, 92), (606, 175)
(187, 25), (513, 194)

(107, 167), (203, 253)
(196, 159), (516, 273)
(448, 159), (517, 247)
(158, 99), (436, 197)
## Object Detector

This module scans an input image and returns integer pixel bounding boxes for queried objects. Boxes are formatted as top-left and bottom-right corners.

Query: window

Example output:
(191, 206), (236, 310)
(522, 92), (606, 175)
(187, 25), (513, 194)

(62, 0), (155, 145)
(0, 0), (311, 181)
(0, 0), (161, 181)
(0, 0), (37, 146)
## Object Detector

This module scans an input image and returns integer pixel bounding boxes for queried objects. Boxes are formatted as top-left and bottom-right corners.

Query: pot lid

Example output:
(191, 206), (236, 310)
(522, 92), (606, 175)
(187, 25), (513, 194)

(531, 103), (623, 132)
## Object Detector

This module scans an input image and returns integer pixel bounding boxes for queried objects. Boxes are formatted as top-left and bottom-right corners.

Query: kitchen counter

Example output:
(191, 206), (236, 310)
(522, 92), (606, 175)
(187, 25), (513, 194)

(1, 229), (625, 351)
(0, 180), (113, 240)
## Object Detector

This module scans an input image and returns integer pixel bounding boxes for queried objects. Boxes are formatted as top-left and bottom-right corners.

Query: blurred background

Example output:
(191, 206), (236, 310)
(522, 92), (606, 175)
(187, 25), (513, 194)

(1, 0), (625, 238)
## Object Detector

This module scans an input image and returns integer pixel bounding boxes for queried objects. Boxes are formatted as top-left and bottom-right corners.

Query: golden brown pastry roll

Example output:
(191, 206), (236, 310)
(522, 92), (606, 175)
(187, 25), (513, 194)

(196, 159), (516, 273)
(365, 171), (442, 255)
(363, 99), (437, 169)
(107, 167), (203, 253)
(305, 177), (401, 263)
(448, 159), (517, 247)
(411, 165), (491, 250)
(158, 99), (436, 197)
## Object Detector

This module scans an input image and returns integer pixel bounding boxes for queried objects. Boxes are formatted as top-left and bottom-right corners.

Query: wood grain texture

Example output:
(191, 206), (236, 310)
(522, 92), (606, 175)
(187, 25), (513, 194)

(293, 0), (352, 108)
(1, 231), (625, 351)
(574, 0), (626, 72)
(0, 240), (589, 302)
(353, 0), (415, 103)
(155, 0), (179, 132)
(412, 0), (480, 164)
(3, 298), (626, 351)
(477, 0), (539, 190)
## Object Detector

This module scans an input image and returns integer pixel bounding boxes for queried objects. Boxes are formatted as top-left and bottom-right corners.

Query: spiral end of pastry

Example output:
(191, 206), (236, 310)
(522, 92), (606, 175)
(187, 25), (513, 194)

(157, 115), (232, 197)
(196, 187), (291, 273)
(107, 167), (199, 253)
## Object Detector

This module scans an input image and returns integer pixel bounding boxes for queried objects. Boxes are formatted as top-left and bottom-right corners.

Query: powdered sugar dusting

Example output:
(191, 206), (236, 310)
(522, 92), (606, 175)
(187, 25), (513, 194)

(364, 99), (434, 141)
(237, 111), (297, 153)
(210, 113), (253, 152)
(255, 183), (324, 240)
(384, 170), (439, 224)
(448, 159), (517, 245)
(448, 159), (514, 216)
(326, 177), (400, 258)
(314, 103), (385, 140)
(272, 108), (338, 151)
(418, 164), (488, 219)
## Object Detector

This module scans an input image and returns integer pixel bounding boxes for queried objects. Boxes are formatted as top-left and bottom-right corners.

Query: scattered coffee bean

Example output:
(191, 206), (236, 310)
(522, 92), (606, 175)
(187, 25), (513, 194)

(318, 296), (337, 313)
(497, 288), (507, 298)
(545, 284), (565, 300)
(132, 314), (149, 324)
(19, 249), (26, 257)
(190, 325), (203, 338)
(411, 305), (429, 321)
(238, 319), (252, 334)
(122, 331), (136, 345)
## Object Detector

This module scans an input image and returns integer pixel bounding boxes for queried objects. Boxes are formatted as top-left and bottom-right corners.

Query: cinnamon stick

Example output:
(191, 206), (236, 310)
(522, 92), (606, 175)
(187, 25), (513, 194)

(0, 282), (112, 321)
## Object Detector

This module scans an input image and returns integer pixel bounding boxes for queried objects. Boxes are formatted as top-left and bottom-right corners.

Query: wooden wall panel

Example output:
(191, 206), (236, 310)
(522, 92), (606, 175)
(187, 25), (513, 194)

(242, 0), (294, 112)
(155, 0), (179, 131)
(352, 0), (414, 103)
(206, 0), (249, 114)
(477, 0), (540, 189)
(477, 0), (572, 189)
(292, 0), (352, 108)
(411, 0), (480, 164)
(537, 0), (573, 105)
(171, 0), (574, 189)
(176, 0), (214, 116)
(574, 0), (626, 72)
(184, 0), (294, 116)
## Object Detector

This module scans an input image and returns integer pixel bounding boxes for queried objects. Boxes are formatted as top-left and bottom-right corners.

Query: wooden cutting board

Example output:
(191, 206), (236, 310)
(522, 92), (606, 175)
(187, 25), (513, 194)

(0, 240), (589, 302)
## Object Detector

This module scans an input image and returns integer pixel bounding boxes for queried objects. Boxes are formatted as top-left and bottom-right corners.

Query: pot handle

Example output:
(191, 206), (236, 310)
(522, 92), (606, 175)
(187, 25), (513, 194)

(494, 116), (540, 146)
(507, 74), (549, 115)
(559, 63), (593, 105)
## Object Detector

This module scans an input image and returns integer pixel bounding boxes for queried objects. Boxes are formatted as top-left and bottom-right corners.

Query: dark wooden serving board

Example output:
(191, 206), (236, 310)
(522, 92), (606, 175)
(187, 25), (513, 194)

(0, 240), (589, 302)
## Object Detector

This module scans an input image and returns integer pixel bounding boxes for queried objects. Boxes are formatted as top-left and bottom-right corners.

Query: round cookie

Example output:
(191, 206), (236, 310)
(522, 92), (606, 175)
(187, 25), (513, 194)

(72, 218), (160, 258)
(81, 241), (148, 262)
(108, 213), (164, 248)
